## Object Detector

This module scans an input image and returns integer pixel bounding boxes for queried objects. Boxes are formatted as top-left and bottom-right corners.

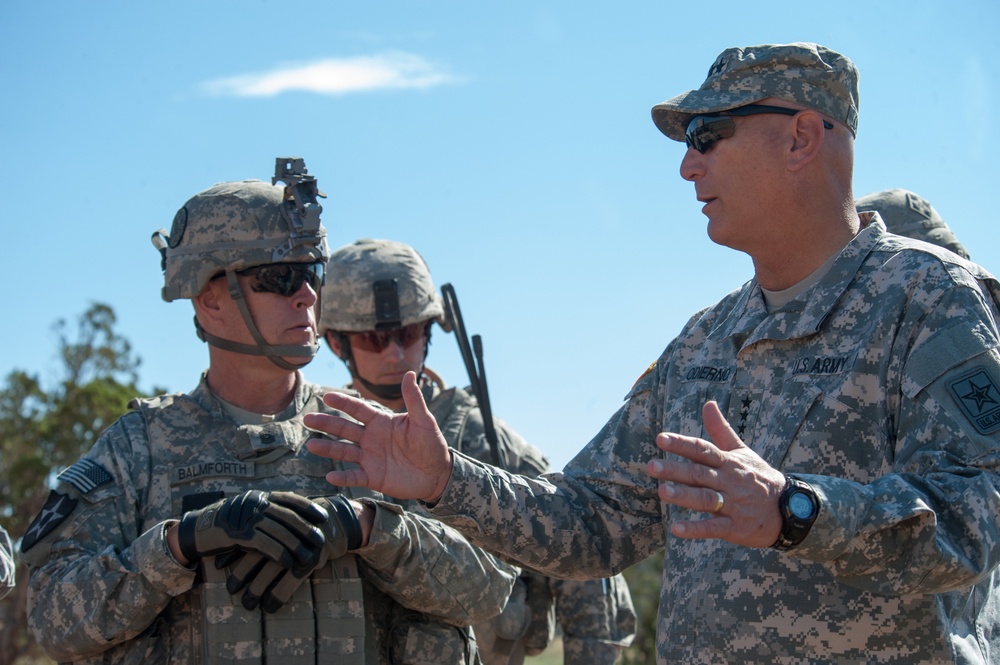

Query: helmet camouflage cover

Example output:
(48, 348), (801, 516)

(154, 178), (329, 302)
(855, 188), (970, 259)
(320, 238), (447, 335)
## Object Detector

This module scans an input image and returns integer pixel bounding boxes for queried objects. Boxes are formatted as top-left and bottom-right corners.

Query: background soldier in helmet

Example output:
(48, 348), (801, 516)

(19, 159), (516, 665)
(855, 188), (971, 259)
(318, 238), (636, 665)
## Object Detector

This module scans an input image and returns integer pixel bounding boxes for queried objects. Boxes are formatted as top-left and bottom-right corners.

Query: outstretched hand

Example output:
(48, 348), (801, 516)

(305, 371), (454, 502)
(648, 401), (786, 547)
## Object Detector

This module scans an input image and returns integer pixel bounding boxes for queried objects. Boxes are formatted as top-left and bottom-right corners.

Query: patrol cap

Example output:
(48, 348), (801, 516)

(856, 188), (970, 259)
(652, 42), (860, 142)
(320, 238), (448, 335)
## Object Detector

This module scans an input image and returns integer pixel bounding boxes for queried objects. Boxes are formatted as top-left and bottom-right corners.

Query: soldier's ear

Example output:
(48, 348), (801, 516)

(786, 111), (826, 172)
(194, 278), (227, 325)
(326, 332), (345, 359)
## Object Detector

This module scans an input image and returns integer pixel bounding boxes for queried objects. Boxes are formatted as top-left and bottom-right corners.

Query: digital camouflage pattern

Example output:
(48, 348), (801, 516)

(856, 188), (970, 259)
(322, 237), (636, 663)
(421, 379), (636, 665)
(0, 523), (13, 600)
(320, 239), (447, 333)
(652, 42), (860, 141)
(553, 575), (635, 665)
(427, 215), (1000, 663)
(21, 376), (516, 664)
(154, 179), (329, 302)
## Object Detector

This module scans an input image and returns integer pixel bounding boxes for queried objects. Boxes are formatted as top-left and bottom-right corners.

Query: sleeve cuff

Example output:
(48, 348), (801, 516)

(781, 474), (866, 561)
(133, 520), (197, 596)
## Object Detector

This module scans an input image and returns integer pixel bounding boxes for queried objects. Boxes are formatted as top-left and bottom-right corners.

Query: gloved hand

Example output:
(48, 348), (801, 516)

(176, 490), (326, 571)
(219, 495), (363, 613)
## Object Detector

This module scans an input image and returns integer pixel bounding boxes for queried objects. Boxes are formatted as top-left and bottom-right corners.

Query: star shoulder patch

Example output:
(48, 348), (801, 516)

(21, 490), (78, 553)
(947, 367), (1000, 435)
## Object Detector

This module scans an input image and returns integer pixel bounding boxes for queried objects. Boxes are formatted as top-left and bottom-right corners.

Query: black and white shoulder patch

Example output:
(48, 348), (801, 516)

(57, 458), (113, 494)
(21, 490), (78, 552)
(948, 367), (1000, 435)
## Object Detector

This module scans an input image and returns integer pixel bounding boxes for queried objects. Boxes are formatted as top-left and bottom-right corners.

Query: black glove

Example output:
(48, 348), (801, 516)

(220, 495), (363, 613)
(177, 490), (325, 570)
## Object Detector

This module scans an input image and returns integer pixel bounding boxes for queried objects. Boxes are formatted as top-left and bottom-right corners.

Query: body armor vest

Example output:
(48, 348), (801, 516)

(132, 381), (368, 665)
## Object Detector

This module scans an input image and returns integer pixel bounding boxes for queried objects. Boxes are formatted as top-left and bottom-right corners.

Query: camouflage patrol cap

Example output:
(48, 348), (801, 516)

(154, 179), (329, 302)
(856, 188), (970, 259)
(319, 238), (447, 335)
(652, 42), (860, 142)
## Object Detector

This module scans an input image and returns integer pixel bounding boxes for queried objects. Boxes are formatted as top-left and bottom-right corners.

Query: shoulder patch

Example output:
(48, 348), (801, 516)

(21, 490), (78, 552)
(57, 458), (113, 494)
(947, 367), (1000, 435)
(632, 361), (657, 391)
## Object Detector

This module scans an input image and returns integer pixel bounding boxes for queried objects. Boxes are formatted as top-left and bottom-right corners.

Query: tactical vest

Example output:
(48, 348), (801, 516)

(425, 386), (555, 659)
(426, 387), (488, 462)
(132, 384), (367, 665)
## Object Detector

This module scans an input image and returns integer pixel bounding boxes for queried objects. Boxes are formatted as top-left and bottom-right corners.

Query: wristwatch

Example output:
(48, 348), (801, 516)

(771, 475), (819, 551)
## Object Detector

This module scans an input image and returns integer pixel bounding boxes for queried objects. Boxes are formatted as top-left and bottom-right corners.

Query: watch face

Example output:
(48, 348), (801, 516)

(788, 491), (816, 520)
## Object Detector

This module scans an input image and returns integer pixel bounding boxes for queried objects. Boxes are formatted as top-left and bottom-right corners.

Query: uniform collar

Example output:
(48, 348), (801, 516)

(711, 213), (886, 346)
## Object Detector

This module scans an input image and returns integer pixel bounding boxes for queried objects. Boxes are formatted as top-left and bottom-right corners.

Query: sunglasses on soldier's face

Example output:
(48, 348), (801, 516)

(684, 104), (835, 154)
(235, 262), (326, 297)
(349, 322), (429, 353)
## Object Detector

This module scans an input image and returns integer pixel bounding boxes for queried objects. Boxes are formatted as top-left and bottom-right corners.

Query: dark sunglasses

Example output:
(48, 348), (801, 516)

(684, 104), (835, 154)
(230, 262), (326, 297)
(349, 322), (429, 353)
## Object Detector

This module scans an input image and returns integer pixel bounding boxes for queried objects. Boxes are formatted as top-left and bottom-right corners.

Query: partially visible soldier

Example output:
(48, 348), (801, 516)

(855, 188), (971, 259)
(19, 160), (515, 664)
(318, 238), (636, 665)
(0, 523), (14, 599)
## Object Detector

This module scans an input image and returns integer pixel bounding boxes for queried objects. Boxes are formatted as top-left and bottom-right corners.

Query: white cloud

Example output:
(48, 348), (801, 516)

(202, 52), (461, 97)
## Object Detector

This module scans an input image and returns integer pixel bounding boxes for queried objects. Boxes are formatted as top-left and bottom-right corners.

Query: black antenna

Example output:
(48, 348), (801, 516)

(441, 283), (502, 468)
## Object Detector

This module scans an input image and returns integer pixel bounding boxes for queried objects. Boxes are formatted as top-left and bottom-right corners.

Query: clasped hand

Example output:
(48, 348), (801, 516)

(177, 490), (362, 613)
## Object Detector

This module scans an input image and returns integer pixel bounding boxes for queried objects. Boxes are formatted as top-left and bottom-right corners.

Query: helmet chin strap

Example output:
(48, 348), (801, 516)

(335, 333), (427, 403)
(196, 270), (319, 371)
(353, 371), (407, 401)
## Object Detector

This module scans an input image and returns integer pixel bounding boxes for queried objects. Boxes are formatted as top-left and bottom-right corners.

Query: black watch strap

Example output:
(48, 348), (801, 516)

(771, 475), (819, 552)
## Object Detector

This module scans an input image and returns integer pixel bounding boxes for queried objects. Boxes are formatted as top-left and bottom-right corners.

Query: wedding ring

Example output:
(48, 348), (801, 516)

(711, 491), (725, 513)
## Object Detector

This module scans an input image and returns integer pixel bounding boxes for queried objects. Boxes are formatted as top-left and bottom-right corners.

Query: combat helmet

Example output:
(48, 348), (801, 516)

(151, 157), (330, 370)
(320, 239), (448, 399)
(855, 188), (970, 259)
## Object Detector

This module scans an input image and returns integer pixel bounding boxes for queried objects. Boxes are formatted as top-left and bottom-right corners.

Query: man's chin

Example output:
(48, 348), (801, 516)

(281, 354), (316, 369)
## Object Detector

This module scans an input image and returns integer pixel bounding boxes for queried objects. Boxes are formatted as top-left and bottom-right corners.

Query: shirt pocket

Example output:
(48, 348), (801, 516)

(760, 377), (890, 481)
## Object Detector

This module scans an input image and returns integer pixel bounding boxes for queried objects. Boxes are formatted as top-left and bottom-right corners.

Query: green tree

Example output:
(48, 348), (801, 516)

(0, 303), (160, 665)
(620, 551), (662, 665)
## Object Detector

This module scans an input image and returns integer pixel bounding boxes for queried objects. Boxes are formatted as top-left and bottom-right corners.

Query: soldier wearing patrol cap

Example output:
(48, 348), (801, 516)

(318, 238), (637, 665)
(856, 188), (971, 259)
(305, 44), (1000, 664)
(20, 159), (516, 664)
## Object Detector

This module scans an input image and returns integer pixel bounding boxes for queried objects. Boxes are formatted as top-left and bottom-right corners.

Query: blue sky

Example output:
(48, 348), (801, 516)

(2, 1), (997, 470)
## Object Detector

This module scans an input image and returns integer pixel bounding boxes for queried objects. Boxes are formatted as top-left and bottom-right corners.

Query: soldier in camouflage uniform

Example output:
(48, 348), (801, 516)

(856, 188), (971, 259)
(317, 238), (636, 665)
(19, 159), (516, 665)
(305, 44), (1000, 664)
(0, 524), (13, 599)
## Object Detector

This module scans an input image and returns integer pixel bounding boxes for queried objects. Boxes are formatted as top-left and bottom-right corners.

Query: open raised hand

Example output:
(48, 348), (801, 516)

(305, 371), (454, 502)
